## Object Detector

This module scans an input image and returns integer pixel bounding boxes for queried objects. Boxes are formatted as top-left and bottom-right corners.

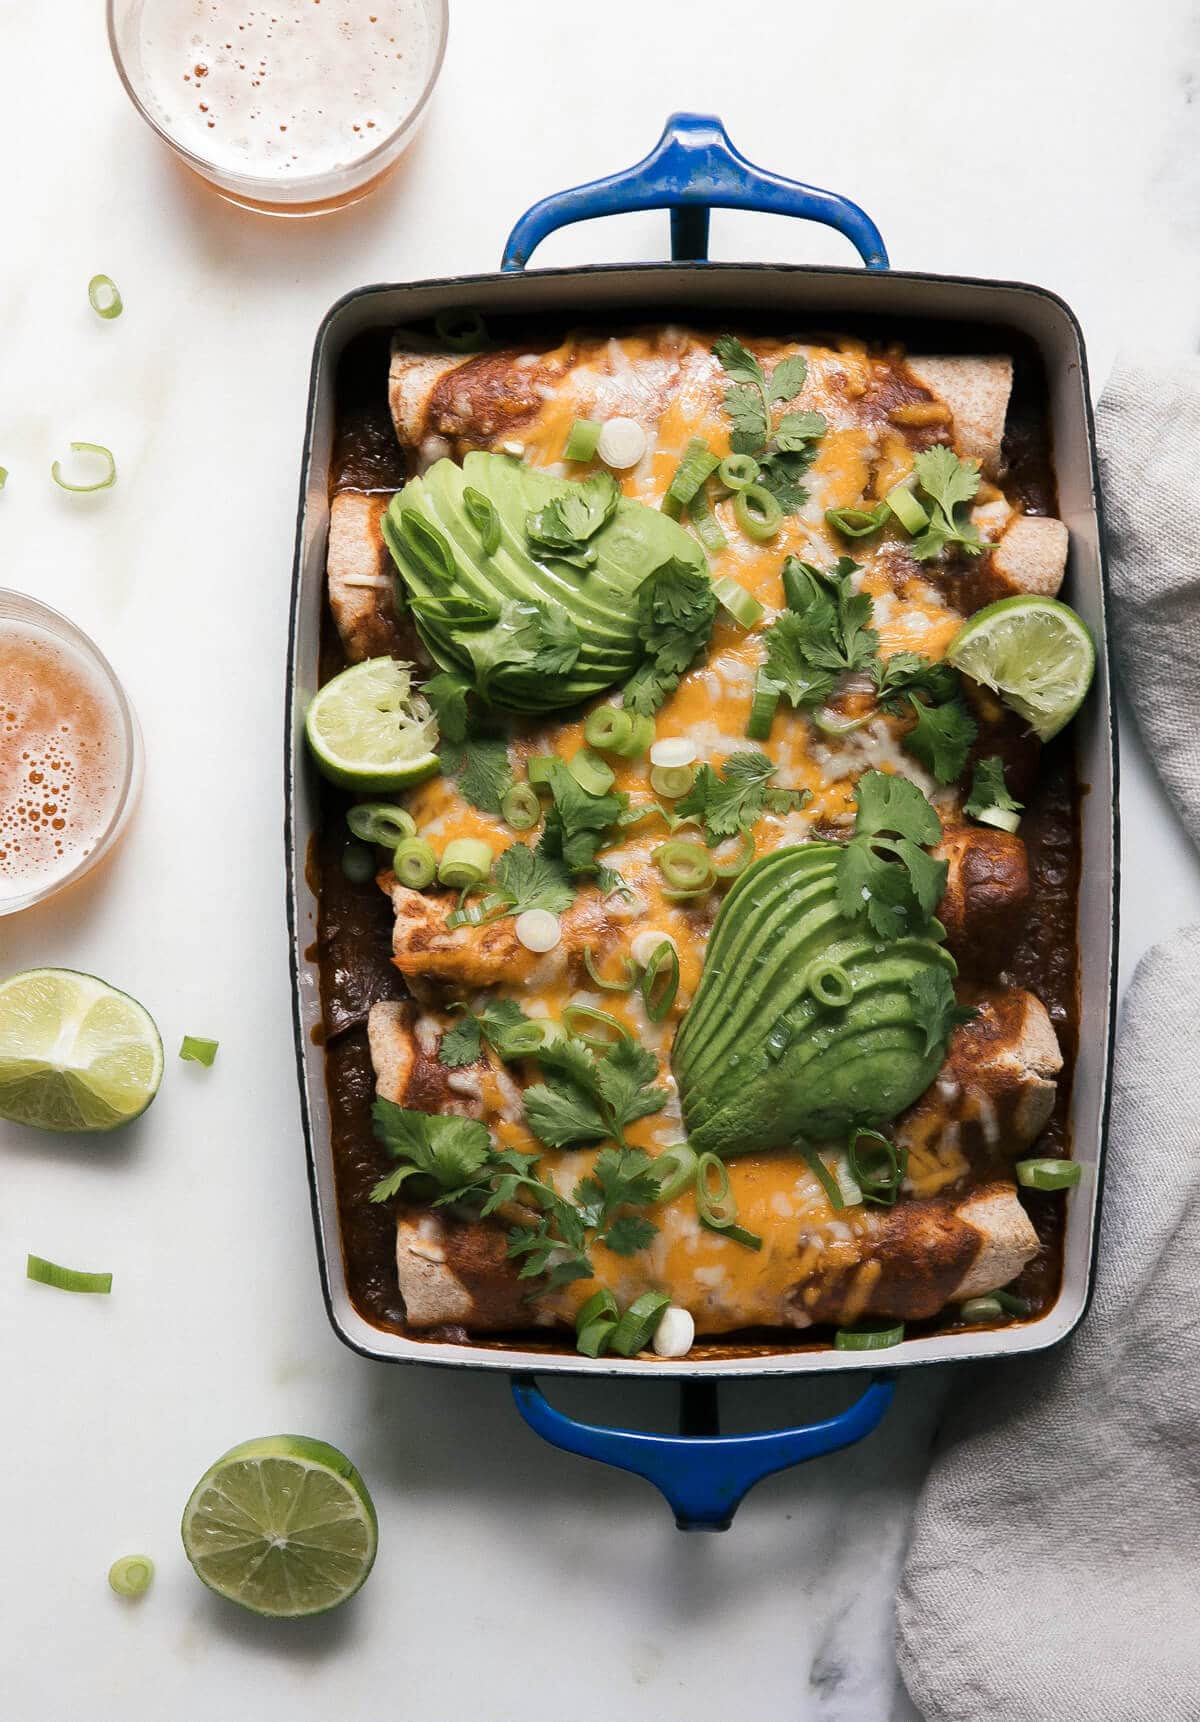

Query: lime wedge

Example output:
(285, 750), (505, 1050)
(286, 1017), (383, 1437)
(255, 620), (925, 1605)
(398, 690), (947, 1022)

(0, 968), (163, 1132)
(181, 1435), (378, 1618)
(305, 657), (440, 791)
(947, 595), (1096, 741)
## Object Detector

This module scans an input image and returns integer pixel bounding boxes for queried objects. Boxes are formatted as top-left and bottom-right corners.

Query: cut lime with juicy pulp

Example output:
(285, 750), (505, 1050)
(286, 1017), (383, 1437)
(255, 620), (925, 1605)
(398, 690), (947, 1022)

(305, 657), (439, 791)
(947, 596), (1096, 741)
(0, 969), (163, 1132)
(181, 1435), (378, 1618)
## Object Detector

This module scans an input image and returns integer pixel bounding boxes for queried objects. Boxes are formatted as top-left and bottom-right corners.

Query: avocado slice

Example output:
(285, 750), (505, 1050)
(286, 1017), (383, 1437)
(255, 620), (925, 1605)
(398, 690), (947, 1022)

(673, 844), (958, 1156)
(384, 452), (708, 711)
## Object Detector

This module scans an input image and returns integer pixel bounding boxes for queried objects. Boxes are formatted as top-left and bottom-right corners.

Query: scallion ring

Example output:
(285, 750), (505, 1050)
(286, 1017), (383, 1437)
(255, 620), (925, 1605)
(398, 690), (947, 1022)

(577, 1317), (617, 1357)
(711, 575), (765, 629)
(392, 837), (437, 888)
(695, 1152), (762, 1249)
(711, 827), (755, 879)
(397, 508), (457, 582)
(806, 959), (854, 1010)
(885, 481), (930, 535)
(108, 1556), (154, 1597)
(437, 838), (494, 889)
(733, 483), (783, 542)
(825, 504), (888, 539)
(617, 712), (656, 758)
(834, 1322), (905, 1351)
(959, 1296), (1005, 1324)
(409, 593), (496, 628)
(567, 749), (615, 796)
(562, 1003), (630, 1052)
(584, 705), (633, 754)
(1015, 1158), (1082, 1191)
(649, 763), (695, 800)
(652, 839), (714, 895)
(812, 708), (874, 738)
(662, 437), (719, 519)
(563, 418), (603, 462)
(0, 469), (7, 490)
(609, 1291), (671, 1357)
(179, 1035), (219, 1066)
(993, 1289), (1030, 1317)
(347, 803), (417, 847)
(583, 944), (638, 993)
(27, 1254), (112, 1294)
(717, 453), (760, 491)
(500, 784), (541, 832)
(640, 939), (680, 1022)
(746, 672), (782, 742)
(575, 1288), (619, 1332)
(51, 442), (116, 493)
(463, 485), (501, 555)
(687, 480), (727, 554)
(433, 307), (488, 351)
(798, 1143), (846, 1211)
(88, 274), (124, 319)
(527, 755), (558, 788)
(651, 1142), (699, 1205)
(847, 1127), (905, 1206)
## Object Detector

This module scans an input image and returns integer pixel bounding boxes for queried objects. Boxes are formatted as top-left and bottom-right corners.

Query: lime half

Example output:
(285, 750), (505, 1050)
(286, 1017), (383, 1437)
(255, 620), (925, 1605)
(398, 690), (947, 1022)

(305, 657), (439, 791)
(947, 595), (1096, 741)
(181, 1435), (378, 1618)
(0, 968), (163, 1132)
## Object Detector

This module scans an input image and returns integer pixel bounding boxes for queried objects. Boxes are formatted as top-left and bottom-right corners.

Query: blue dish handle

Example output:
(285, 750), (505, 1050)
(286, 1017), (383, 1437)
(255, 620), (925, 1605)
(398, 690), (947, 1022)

(511, 1373), (895, 1531)
(501, 112), (888, 272)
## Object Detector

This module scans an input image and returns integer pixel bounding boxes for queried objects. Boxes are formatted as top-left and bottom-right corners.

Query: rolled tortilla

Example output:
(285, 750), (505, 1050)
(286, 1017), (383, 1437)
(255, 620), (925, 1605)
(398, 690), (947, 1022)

(987, 514), (1069, 600)
(326, 491), (410, 663)
(387, 876), (614, 989)
(904, 355), (1014, 478)
(936, 827), (1031, 975)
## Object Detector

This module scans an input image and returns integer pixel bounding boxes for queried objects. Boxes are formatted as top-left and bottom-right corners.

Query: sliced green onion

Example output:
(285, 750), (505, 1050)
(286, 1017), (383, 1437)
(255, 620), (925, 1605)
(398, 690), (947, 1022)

(834, 1322), (905, 1351)
(812, 708), (874, 738)
(0, 469), (7, 490)
(445, 891), (511, 930)
(711, 827), (755, 879)
(649, 763), (695, 800)
(27, 1254), (112, 1294)
(88, 274), (124, 319)
(576, 1288), (619, 1332)
(662, 438), (719, 518)
(695, 1152), (762, 1249)
(347, 803), (417, 847)
(718, 453), (760, 491)
(341, 843), (376, 884)
(179, 1035), (219, 1066)
(825, 504), (887, 539)
(993, 1289), (1030, 1317)
(584, 706), (633, 753)
(438, 837), (494, 889)
(806, 959), (854, 1010)
(463, 485), (501, 555)
(847, 1127), (905, 1207)
(746, 671), (782, 742)
(392, 837), (437, 888)
(798, 1142), (846, 1211)
(109, 1555), (153, 1597)
(434, 307), (488, 351)
(562, 1004), (630, 1051)
(568, 749), (615, 796)
(527, 755), (558, 788)
(494, 1017), (550, 1056)
(651, 1142), (699, 1205)
(609, 1290), (671, 1357)
(711, 575), (764, 629)
(616, 712), (656, 758)
(501, 784), (541, 832)
(885, 481), (930, 534)
(733, 484), (783, 542)
(959, 1296), (1005, 1324)
(577, 1317), (617, 1357)
(652, 839), (714, 894)
(640, 939), (680, 1022)
(409, 593), (496, 628)
(583, 944), (638, 992)
(51, 442), (116, 493)
(974, 805), (1022, 835)
(687, 481), (727, 554)
(397, 508), (457, 582)
(1015, 1157), (1082, 1191)
(564, 418), (603, 462)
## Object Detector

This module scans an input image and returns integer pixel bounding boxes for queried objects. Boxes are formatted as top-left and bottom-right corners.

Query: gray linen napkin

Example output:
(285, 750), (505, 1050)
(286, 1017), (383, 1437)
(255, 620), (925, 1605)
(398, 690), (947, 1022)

(896, 356), (1200, 1722)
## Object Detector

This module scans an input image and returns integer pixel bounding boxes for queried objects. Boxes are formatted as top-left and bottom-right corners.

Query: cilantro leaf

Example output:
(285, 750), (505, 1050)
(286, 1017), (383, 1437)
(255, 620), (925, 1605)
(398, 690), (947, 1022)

(712, 334), (766, 388)
(907, 969), (978, 1057)
(422, 671), (472, 744)
(713, 338), (826, 511)
(762, 611), (838, 709)
(835, 770), (948, 942)
(904, 695), (978, 784)
(491, 842), (574, 916)
(438, 736), (513, 816)
(457, 599), (581, 697)
(526, 472), (619, 567)
(964, 756), (1023, 822)
(758, 443), (821, 513)
(573, 1144), (663, 1232)
(622, 556), (717, 715)
(437, 1014), (483, 1067)
(769, 354), (809, 405)
(369, 1104), (493, 1201)
(522, 1071), (609, 1149)
(601, 1213), (659, 1257)
(854, 769), (943, 847)
(760, 557), (876, 709)
(438, 998), (535, 1068)
(872, 652), (960, 712)
(593, 1038), (668, 1136)
(537, 760), (626, 876)
(772, 408), (826, 448)
(909, 447), (985, 562)
(675, 751), (803, 844)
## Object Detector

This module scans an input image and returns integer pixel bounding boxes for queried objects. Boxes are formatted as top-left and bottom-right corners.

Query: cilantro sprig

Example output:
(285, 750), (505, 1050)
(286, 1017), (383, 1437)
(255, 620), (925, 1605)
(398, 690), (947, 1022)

(713, 337), (827, 513)
(537, 758), (627, 876)
(675, 751), (805, 845)
(622, 557), (718, 716)
(964, 757), (1023, 825)
(438, 998), (539, 1068)
(908, 447), (986, 562)
(907, 969), (977, 1057)
(835, 770), (948, 942)
(526, 472), (620, 568)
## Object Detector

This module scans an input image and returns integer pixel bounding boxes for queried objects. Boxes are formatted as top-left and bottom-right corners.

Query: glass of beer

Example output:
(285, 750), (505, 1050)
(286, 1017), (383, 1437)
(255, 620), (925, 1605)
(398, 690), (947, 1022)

(107, 0), (448, 216)
(0, 592), (143, 917)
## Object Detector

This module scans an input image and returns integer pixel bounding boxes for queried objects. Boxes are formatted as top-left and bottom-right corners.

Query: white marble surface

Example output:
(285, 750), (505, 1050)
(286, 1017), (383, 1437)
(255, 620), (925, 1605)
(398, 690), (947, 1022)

(2, 1), (1199, 1717)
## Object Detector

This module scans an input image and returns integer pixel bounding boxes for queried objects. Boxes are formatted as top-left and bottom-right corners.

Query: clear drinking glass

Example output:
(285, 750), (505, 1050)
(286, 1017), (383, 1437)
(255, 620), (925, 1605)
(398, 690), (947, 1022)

(107, 0), (448, 216)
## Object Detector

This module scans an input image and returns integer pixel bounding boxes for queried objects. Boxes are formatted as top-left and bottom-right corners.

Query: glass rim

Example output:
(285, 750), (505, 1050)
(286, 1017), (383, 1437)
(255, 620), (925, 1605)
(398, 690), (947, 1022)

(0, 589), (143, 916)
(105, 0), (449, 203)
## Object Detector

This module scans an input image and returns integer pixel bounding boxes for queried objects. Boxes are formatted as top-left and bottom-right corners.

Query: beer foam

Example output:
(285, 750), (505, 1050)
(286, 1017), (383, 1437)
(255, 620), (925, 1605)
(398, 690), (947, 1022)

(0, 623), (125, 900)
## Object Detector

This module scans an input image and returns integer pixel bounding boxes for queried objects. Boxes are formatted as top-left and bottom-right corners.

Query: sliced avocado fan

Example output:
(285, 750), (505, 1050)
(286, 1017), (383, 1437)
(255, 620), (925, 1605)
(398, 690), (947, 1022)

(382, 452), (708, 712)
(672, 843), (958, 1156)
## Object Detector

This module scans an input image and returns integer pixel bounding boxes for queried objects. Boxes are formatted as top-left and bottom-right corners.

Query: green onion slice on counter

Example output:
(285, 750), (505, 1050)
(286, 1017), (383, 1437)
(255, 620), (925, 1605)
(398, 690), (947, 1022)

(562, 1004), (630, 1052)
(500, 784), (541, 832)
(847, 1127), (905, 1206)
(652, 840), (715, 895)
(834, 1321), (905, 1351)
(392, 837), (437, 888)
(746, 672), (782, 741)
(583, 945), (638, 993)
(662, 438), (719, 519)
(717, 453), (760, 491)
(687, 480), (727, 554)
(1015, 1157), (1082, 1191)
(437, 838), (494, 889)
(108, 1555), (154, 1597)
(27, 1254), (112, 1294)
(806, 959), (854, 1010)
(567, 749), (616, 796)
(433, 307), (489, 351)
(88, 274), (124, 319)
(733, 483), (783, 542)
(825, 504), (888, 539)
(51, 442), (116, 492)
(609, 1291), (671, 1357)
(463, 485), (501, 555)
(711, 576), (765, 629)
(651, 1142), (699, 1205)
(640, 939), (680, 1022)
(649, 763), (695, 800)
(885, 482), (930, 535)
(584, 706), (633, 753)
(563, 418), (603, 462)
(347, 803), (417, 847)
(0, 469), (7, 489)
(695, 1152), (763, 1250)
(179, 1035), (219, 1066)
